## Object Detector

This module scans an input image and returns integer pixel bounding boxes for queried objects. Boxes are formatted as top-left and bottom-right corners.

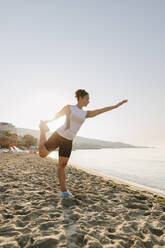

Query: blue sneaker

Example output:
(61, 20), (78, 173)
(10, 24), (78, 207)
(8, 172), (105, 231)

(60, 190), (74, 198)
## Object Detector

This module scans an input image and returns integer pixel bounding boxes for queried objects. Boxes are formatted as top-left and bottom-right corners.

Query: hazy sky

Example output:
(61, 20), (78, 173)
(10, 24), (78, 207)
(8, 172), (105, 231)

(0, 0), (164, 148)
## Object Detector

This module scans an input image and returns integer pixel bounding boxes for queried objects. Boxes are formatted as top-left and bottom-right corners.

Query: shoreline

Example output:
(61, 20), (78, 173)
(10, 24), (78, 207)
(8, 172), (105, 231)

(71, 165), (165, 199)
(47, 156), (165, 200)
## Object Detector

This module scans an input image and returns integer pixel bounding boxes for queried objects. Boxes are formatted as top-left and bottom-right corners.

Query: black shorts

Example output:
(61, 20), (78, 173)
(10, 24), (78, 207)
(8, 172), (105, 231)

(44, 131), (73, 158)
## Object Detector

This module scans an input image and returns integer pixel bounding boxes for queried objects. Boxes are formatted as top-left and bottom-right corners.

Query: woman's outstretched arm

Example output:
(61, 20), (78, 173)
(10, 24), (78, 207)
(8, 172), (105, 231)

(86, 99), (128, 118)
(44, 105), (70, 123)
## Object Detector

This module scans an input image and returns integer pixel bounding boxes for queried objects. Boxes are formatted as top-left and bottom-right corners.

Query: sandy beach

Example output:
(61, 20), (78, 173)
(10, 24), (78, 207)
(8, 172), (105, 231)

(0, 152), (165, 248)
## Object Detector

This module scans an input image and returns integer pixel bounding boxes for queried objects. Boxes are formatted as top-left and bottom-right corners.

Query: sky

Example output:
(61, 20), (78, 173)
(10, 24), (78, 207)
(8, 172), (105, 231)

(0, 0), (165, 148)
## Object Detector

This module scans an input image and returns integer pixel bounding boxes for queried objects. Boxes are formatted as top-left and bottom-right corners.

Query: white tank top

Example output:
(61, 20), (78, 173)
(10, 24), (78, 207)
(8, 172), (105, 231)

(55, 104), (87, 140)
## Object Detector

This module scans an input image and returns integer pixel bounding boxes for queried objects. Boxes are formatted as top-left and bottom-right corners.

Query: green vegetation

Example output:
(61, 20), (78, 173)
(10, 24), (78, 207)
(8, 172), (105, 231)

(2, 130), (13, 136)
(0, 130), (37, 149)
(22, 134), (38, 148)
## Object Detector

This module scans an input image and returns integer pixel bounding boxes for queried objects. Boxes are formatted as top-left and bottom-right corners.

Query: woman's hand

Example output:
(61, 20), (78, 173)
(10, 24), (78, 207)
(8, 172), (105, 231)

(121, 99), (128, 104)
(116, 99), (128, 108)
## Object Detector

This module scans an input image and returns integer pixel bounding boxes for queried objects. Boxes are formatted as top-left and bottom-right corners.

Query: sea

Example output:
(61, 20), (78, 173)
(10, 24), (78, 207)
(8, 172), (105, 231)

(48, 147), (165, 195)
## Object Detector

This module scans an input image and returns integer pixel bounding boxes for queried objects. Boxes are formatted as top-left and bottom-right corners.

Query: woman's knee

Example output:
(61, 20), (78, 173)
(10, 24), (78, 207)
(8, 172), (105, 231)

(59, 156), (69, 167)
(39, 152), (47, 158)
(39, 145), (50, 158)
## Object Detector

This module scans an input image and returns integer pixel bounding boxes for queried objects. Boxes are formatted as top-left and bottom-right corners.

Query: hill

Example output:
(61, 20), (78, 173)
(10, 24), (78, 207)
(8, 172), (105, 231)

(16, 127), (149, 150)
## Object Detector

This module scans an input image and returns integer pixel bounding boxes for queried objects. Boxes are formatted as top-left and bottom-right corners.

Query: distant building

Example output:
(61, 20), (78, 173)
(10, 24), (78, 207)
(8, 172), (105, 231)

(0, 122), (17, 134)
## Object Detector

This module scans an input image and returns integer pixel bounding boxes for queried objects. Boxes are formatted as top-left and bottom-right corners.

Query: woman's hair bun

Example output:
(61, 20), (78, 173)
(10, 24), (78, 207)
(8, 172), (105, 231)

(75, 89), (88, 100)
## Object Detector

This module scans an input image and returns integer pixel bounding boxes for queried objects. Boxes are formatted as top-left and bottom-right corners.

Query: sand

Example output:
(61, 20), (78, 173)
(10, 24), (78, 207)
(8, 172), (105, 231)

(0, 152), (165, 248)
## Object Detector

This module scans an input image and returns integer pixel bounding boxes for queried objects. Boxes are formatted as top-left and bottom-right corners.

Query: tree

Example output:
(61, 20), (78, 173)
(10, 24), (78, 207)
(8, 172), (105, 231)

(2, 130), (12, 136)
(22, 134), (38, 148)
(0, 133), (17, 148)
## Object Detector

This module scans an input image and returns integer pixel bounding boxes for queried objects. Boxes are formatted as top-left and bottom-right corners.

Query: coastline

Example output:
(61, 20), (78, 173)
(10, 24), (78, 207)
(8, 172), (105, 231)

(48, 156), (165, 200)
(70, 164), (165, 199)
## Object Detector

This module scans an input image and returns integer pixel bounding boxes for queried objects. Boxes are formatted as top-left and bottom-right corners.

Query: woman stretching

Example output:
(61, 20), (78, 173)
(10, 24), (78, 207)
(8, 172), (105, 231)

(39, 89), (128, 198)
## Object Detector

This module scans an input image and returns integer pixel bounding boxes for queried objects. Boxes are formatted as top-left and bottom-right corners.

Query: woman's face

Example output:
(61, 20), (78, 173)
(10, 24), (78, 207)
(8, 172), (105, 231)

(80, 94), (90, 106)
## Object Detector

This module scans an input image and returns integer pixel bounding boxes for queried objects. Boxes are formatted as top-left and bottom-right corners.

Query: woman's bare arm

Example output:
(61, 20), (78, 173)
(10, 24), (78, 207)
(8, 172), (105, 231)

(44, 105), (70, 123)
(86, 99), (128, 118)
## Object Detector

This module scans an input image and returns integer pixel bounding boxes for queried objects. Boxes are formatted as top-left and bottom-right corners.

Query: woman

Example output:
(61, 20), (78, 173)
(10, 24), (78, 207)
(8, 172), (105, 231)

(39, 89), (128, 198)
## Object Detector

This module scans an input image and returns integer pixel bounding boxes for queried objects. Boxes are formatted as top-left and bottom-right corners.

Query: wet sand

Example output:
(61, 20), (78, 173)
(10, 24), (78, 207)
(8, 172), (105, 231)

(0, 152), (165, 248)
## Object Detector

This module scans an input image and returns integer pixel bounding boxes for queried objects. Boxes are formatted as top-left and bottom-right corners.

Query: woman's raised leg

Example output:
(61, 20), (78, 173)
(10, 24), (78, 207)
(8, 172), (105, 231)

(39, 120), (51, 158)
